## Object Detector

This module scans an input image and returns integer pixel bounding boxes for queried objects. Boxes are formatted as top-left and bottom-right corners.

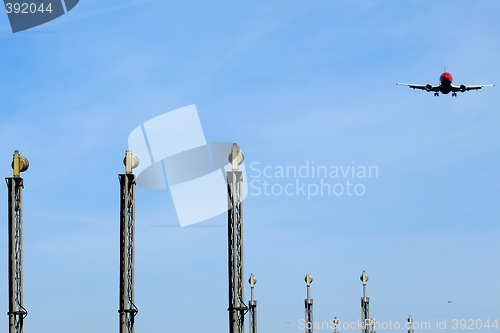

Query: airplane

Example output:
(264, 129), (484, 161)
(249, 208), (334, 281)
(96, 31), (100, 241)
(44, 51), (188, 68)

(397, 71), (494, 96)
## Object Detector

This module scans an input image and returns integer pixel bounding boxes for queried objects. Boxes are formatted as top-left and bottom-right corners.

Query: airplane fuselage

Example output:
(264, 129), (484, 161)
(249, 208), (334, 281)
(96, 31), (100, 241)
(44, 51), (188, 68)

(438, 72), (453, 94)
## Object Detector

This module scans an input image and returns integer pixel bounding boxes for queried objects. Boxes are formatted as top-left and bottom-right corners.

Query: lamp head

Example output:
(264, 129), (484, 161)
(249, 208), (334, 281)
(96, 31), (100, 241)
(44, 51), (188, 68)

(360, 271), (369, 284)
(123, 150), (140, 174)
(12, 150), (29, 177)
(305, 274), (313, 286)
(228, 143), (244, 171)
(249, 274), (257, 287)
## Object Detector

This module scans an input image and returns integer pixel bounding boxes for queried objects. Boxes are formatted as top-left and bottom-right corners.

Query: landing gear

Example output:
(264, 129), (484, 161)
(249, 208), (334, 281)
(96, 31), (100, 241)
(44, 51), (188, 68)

(452, 92), (457, 97)
(434, 92), (439, 96)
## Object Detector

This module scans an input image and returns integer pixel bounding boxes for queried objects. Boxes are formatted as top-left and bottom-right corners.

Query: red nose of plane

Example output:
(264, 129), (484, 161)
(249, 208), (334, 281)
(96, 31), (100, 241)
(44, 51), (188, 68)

(440, 72), (453, 83)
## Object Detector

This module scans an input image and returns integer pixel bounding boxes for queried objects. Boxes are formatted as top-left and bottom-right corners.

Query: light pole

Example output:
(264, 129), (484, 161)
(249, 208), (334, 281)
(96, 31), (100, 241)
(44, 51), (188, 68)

(408, 315), (414, 333)
(248, 274), (257, 333)
(360, 271), (369, 333)
(227, 144), (246, 333)
(119, 150), (140, 333)
(305, 274), (313, 333)
(370, 318), (376, 333)
(6, 150), (29, 333)
(333, 317), (340, 333)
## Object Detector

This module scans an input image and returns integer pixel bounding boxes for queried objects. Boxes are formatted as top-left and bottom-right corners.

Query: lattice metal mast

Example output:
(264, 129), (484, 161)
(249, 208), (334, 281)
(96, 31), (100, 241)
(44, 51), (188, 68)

(360, 271), (369, 333)
(6, 151), (29, 333)
(119, 151), (140, 333)
(304, 274), (313, 333)
(248, 274), (257, 333)
(227, 144), (247, 333)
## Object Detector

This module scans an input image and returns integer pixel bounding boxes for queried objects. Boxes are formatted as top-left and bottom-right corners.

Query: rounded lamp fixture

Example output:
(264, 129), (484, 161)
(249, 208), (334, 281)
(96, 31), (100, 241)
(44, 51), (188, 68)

(228, 143), (244, 171)
(123, 150), (140, 174)
(11, 150), (29, 177)
(360, 271), (369, 284)
(305, 274), (313, 286)
(248, 274), (257, 287)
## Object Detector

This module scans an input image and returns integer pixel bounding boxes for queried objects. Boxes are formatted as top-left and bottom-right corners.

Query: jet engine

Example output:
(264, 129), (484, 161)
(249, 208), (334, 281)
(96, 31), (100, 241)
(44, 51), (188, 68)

(425, 84), (432, 92)
(460, 85), (466, 92)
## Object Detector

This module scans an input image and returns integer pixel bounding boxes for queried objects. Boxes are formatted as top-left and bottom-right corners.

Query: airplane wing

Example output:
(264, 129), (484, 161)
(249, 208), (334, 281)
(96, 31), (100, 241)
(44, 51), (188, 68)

(397, 83), (439, 91)
(451, 84), (494, 92)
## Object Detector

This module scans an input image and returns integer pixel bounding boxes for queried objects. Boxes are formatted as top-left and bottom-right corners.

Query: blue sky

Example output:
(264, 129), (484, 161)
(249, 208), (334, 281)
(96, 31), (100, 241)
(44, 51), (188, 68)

(1, 1), (499, 332)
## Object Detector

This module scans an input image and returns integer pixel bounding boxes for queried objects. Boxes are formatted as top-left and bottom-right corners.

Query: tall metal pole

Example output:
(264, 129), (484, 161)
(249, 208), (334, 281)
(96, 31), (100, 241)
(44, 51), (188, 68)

(227, 144), (247, 333)
(119, 151), (140, 333)
(333, 317), (340, 333)
(305, 274), (313, 333)
(248, 274), (257, 333)
(370, 318), (376, 333)
(6, 151), (29, 333)
(407, 316), (414, 333)
(360, 271), (369, 333)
